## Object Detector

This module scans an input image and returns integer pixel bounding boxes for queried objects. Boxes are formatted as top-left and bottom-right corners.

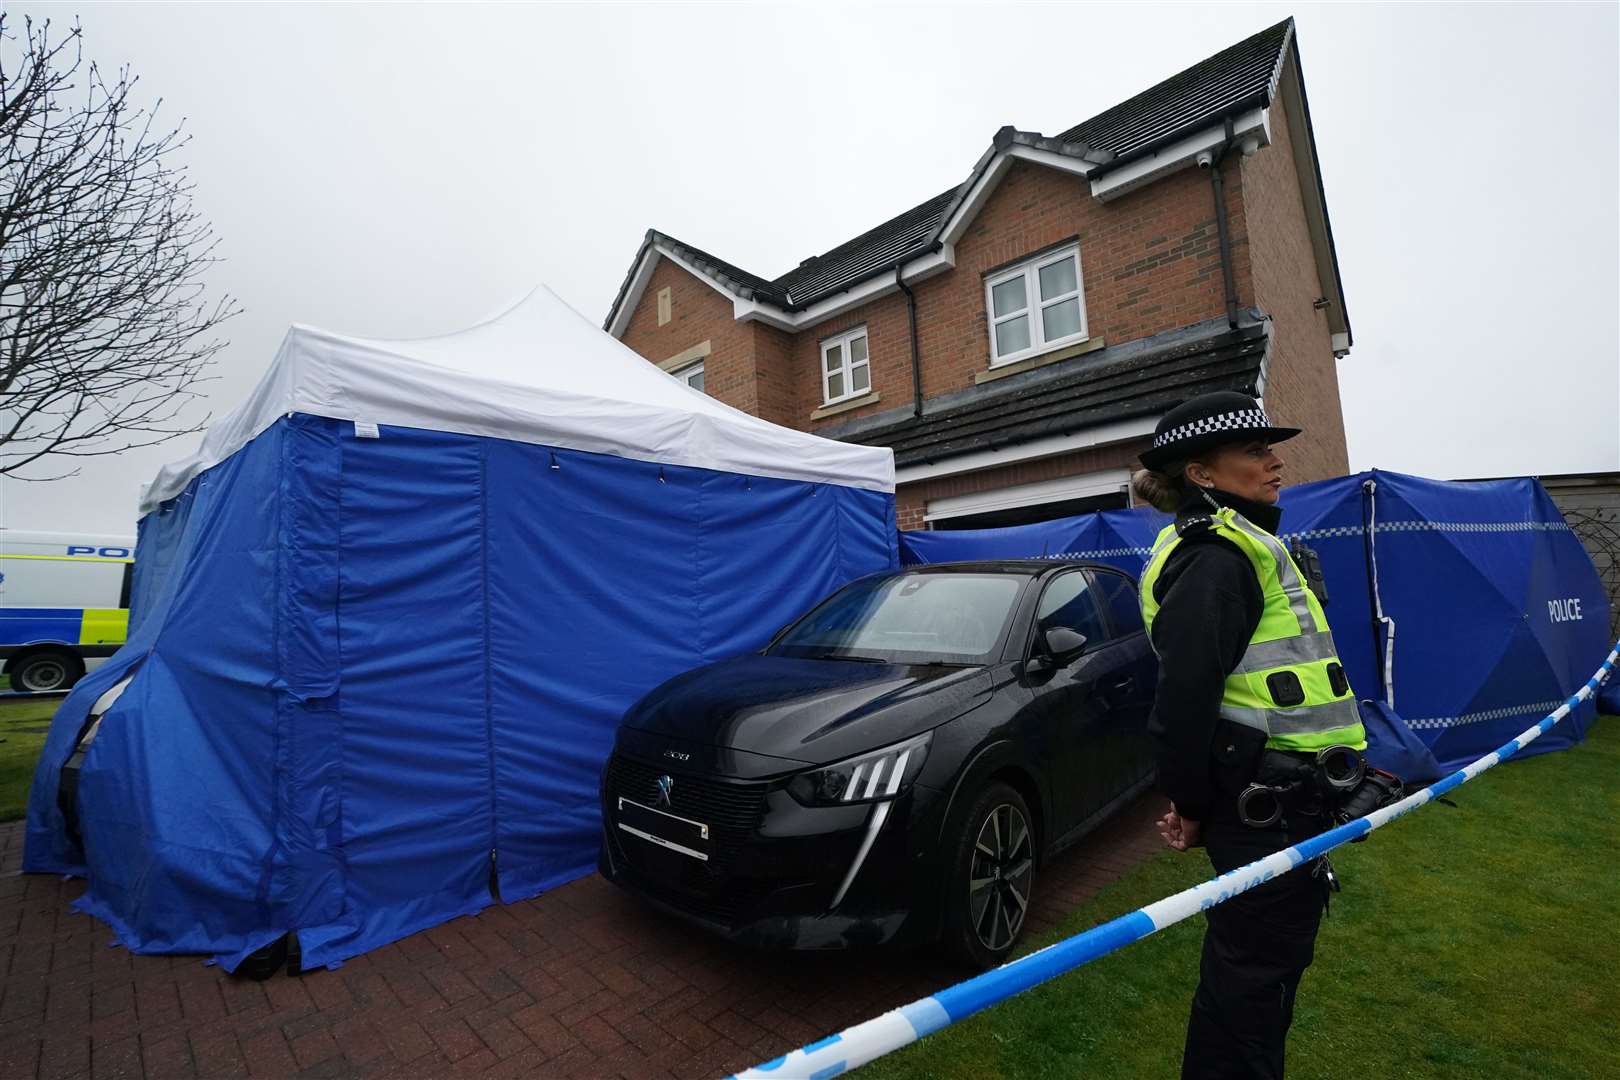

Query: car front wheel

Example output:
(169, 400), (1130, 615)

(942, 781), (1036, 969)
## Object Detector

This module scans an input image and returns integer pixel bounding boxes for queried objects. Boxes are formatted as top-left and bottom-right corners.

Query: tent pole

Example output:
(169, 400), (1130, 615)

(1361, 476), (1396, 706)
(1360, 478), (1388, 702)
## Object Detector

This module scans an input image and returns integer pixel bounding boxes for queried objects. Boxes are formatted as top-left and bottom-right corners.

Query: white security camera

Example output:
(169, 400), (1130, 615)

(1195, 150), (1215, 170)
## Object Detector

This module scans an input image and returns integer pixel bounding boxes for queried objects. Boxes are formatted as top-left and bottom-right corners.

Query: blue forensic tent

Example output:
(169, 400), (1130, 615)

(901, 470), (1610, 772)
(24, 287), (897, 969)
(900, 505), (1169, 575)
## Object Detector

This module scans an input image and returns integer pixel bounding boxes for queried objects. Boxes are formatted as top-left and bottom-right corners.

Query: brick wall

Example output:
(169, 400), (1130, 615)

(933, 157), (1249, 381)
(786, 297), (916, 430)
(617, 121), (1350, 497)
(748, 320), (799, 429)
(1240, 67), (1351, 484)
(787, 159), (1251, 434)
(618, 156), (1253, 434)
(618, 257), (760, 415)
(894, 440), (1148, 531)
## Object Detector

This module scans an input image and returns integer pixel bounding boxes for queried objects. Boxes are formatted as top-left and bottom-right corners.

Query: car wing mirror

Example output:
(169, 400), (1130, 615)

(1039, 627), (1088, 667)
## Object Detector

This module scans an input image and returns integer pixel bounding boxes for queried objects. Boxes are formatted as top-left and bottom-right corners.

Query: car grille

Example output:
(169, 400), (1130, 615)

(604, 753), (770, 926)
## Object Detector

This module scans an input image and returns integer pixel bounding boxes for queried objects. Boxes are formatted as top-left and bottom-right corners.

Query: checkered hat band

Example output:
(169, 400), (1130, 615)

(1152, 409), (1272, 449)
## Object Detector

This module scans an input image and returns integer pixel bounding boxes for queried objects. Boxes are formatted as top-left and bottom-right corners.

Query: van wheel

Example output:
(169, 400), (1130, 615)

(941, 781), (1036, 970)
(10, 650), (83, 693)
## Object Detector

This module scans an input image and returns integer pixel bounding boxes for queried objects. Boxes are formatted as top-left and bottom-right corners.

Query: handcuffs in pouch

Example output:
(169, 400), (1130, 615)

(1236, 744), (1401, 908)
(1236, 744), (1403, 832)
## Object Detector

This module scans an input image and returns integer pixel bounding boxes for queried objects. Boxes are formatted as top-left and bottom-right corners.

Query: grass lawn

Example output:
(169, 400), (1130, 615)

(864, 715), (1620, 1080)
(0, 694), (61, 822)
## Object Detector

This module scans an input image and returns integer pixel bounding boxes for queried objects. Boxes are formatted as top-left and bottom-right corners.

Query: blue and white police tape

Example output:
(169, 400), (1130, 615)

(729, 640), (1620, 1080)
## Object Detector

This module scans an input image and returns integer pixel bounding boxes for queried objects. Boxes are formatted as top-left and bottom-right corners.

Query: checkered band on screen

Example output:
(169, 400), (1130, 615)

(1152, 409), (1272, 448)
(1406, 699), (1566, 731)
(1281, 521), (1572, 541)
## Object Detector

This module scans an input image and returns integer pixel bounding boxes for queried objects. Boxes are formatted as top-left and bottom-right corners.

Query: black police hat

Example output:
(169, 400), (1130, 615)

(1139, 391), (1301, 471)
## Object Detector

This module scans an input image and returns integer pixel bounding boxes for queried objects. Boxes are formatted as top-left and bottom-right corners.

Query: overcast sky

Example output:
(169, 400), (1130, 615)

(2, 1), (1617, 538)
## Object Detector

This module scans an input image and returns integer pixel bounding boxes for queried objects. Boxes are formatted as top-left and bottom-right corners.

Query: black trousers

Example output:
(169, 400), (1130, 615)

(1180, 813), (1329, 1080)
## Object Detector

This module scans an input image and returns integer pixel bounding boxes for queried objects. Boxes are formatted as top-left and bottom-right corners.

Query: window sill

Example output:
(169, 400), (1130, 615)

(810, 391), (880, 421)
(976, 337), (1105, 385)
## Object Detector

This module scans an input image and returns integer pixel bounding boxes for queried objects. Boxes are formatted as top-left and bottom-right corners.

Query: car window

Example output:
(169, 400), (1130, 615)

(1035, 571), (1109, 646)
(1091, 571), (1144, 637)
(770, 572), (1024, 665)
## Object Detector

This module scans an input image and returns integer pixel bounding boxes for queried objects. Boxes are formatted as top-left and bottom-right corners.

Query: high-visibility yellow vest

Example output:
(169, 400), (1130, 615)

(1140, 505), (1367, 753)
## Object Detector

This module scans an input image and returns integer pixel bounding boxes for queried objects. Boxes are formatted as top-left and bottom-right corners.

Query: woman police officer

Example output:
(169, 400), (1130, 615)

(1131, 391), (1366, 1079)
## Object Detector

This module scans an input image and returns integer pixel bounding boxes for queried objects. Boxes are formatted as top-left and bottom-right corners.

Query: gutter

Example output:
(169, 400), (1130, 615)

(1086, 92), (1270, 180)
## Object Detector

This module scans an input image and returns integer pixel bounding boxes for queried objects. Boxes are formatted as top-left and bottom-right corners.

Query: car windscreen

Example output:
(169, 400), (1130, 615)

(768, 573), (1025, 665)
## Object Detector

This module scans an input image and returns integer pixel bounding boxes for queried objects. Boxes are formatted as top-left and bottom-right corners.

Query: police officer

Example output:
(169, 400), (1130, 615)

(1131, 391), (1366, 1079)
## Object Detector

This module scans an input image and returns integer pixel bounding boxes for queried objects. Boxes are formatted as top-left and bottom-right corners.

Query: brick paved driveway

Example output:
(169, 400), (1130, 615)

(0, 797), (1163, 1080)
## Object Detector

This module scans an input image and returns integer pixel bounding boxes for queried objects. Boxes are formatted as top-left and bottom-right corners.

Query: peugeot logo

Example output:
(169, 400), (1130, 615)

(655, 775), (674, 809)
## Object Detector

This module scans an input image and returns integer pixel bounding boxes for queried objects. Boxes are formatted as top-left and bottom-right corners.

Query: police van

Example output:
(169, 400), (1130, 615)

(0, 531), (135, 693)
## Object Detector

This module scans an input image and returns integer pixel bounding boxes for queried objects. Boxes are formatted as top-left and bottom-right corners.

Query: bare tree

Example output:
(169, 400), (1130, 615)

(0, 14), (238, 479)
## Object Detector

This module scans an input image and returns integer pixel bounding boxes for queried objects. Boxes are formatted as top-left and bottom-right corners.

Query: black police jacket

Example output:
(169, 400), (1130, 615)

(1144, 489), (1283, 822)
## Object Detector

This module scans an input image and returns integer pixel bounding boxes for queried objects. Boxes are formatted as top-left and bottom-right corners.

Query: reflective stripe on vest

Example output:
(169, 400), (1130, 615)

(1140, 505), (1367, 752)
(1230, 629), (1340, 675)
(1223, 511), (1319, 636)
(1218, 696), (1363, 737)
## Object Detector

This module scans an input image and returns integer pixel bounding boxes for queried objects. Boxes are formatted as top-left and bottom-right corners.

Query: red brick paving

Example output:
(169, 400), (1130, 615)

(0, 797), (1163, 1079)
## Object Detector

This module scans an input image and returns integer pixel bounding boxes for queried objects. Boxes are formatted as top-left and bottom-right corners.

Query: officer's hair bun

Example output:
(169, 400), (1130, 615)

(1131, 467), (1185, 512)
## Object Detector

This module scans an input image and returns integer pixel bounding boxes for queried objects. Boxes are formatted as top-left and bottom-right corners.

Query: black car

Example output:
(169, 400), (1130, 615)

(598, 559), (1158, 967)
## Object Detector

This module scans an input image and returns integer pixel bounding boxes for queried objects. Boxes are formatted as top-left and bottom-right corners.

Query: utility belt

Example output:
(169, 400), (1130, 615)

(1236, 745), (1403, 831)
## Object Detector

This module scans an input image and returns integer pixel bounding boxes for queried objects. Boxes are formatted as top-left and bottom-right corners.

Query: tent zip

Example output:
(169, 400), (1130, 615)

(479, 445), (501, 899)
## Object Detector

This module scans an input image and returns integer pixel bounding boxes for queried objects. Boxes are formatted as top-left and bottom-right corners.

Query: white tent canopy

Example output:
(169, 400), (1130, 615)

(141, 286), (894, 514)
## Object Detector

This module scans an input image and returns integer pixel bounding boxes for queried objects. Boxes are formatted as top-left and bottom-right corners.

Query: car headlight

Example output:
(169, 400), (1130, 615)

(786, 731), (933, 807)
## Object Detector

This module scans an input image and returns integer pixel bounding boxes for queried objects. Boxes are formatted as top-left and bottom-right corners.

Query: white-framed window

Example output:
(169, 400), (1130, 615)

(820, 326), (870, 405)
(985, 243), (1087, 366)
(676, 360), (704, 393)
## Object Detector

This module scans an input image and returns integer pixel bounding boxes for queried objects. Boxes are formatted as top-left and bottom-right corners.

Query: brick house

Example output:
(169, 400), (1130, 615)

(605, 18), (1352, 531)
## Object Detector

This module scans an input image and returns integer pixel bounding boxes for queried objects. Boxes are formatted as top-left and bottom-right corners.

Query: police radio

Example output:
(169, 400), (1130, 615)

(1287, 538), (1329, 607)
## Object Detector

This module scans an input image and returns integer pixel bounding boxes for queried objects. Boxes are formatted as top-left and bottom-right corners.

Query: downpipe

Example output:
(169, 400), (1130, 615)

(1200, 118), (1241, 330)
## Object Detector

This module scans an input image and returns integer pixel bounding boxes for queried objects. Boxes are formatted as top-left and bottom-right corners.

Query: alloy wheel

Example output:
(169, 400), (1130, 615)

(967, 802), (1033, 952)
(19, 658), (68, 692)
